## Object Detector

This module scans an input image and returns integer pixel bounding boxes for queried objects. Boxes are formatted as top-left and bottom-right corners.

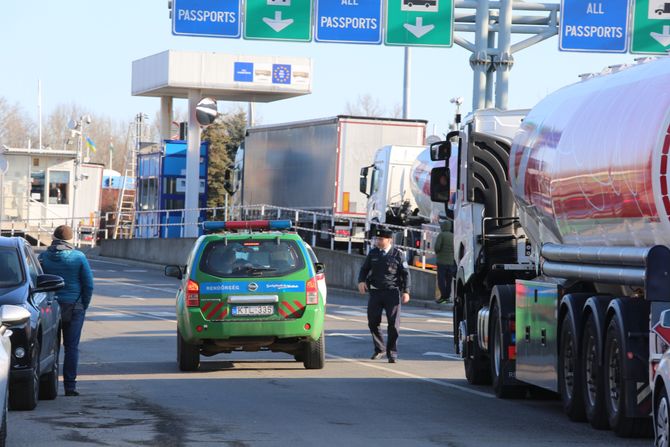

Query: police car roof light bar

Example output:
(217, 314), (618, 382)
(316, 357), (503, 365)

(202, 220), (293, 232)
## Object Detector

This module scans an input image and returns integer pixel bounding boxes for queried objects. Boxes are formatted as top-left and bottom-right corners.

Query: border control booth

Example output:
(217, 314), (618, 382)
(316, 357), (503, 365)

(135, 140), (209, 238)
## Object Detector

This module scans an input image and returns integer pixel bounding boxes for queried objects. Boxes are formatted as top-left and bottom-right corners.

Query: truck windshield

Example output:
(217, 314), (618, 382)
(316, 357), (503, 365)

(0, 247), (23, 288)
(199, 239), (306, 278)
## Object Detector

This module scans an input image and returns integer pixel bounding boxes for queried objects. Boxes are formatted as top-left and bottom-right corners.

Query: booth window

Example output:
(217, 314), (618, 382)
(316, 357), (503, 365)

(30, 171), (45, 202)
(48, 171), (70, 205)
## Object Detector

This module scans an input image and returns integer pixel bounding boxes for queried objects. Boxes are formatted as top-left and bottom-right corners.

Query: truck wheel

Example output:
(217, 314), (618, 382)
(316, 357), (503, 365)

(580, 314), (608, 429)
(605, 318), (652, 437)
(39, 334), (60, 400)
(9, 339), (40, 411)
(463, 299), (490, 385)
(656, 386), (670, 447)
(177, 328), (200, 372)
(303, 332), (325, 370)
(490, 302), (524, 398)
(559, 313), (586, 421)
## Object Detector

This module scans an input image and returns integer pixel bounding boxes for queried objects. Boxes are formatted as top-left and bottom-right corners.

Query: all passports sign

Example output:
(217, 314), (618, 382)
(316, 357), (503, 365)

(559, 0), (630, 52)
(315, 0), (383, 44)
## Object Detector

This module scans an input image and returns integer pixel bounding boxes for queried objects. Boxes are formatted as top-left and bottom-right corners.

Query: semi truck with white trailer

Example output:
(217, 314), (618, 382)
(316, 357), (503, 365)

(237, 116), (427, 245)
(429, 57), (670, 438)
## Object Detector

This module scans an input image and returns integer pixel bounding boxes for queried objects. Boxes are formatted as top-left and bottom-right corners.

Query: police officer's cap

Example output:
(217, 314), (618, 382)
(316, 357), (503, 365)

(374, 228), (393, 238)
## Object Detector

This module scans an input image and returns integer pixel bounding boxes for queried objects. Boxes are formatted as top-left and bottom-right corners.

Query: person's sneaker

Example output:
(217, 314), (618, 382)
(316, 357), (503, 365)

(64, 390), (80, 397)
(370, 352), (386, 360)
(436, 296), (450, 304)
(388, 357), (397, 363)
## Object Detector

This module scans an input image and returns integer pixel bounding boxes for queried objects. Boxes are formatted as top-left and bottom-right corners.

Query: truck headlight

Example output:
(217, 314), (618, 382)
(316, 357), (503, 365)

(14, 347), (25, 359)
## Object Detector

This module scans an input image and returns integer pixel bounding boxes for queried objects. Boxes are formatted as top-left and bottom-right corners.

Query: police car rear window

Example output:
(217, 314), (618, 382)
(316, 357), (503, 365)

(199, 239), (306, 278)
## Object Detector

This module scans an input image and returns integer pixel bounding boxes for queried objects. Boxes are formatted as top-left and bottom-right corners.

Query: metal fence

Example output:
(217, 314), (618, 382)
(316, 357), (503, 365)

(0, 215), (100, 248)
(102, 204), (439, 270)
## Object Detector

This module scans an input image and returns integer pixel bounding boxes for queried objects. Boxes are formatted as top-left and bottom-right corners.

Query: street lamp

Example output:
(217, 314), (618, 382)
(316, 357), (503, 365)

(66, 115), (92, 235)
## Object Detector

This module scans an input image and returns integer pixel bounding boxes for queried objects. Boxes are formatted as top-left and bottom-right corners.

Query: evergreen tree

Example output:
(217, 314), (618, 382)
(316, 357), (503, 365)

(203, 109), (247, 208)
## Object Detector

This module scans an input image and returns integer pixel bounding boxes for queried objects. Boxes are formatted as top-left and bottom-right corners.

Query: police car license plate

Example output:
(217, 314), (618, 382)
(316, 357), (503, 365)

(232, 305), (274, 316)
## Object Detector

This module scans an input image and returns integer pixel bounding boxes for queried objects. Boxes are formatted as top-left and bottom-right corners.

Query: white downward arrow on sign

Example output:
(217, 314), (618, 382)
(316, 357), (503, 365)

(651, 25), (670, 47)
(263, 11), (294, 33)
(403, 17), (434, 39)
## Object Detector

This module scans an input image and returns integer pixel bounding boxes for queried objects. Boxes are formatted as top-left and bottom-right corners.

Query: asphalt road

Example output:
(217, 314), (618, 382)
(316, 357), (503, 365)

(8, 257), (652, 446)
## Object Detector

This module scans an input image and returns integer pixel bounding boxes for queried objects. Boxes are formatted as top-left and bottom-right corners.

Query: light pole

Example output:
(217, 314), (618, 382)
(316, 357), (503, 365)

(67, 115), (92, 237)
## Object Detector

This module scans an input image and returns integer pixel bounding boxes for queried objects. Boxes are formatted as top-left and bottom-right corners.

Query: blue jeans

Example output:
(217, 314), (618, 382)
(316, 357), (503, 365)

(62, 307), (86, 391)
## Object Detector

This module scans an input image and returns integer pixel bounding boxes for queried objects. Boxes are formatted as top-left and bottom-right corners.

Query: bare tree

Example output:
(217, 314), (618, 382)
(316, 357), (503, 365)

(345, 94), (402, 119)
(0, 97), (35, 148)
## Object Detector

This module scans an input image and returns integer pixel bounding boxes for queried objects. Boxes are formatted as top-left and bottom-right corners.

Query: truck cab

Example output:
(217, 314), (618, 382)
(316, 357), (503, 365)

(360, 145), (426, 228)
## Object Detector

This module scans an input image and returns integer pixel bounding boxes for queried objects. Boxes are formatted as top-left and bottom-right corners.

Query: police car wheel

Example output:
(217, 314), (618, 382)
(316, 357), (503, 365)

(303, 332), (325, 370)
(177, 328), (200, 372)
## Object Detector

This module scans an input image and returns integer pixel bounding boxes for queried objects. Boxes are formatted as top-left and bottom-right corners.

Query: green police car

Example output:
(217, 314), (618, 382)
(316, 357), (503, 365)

(165, 220), (326, 371)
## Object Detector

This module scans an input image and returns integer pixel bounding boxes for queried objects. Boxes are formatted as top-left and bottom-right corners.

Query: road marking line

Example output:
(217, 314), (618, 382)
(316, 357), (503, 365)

(92, 305), (177, 323)
(423, 351), (461, 360)
(426, 319), (451, 324)
(120, 295), (146, 301)
(430, 311), (453, 318)
(327, 332), (363, 340)
(94, 279), (175, 294)
(327, 353), (493, 399)
(325, 314), (453, 338)
(124, 269), (148, 273)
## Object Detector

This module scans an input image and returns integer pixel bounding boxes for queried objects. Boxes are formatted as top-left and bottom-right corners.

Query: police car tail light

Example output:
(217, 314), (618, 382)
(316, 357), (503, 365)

(186, 279), (200, 307)
(306, 277), (318, 305)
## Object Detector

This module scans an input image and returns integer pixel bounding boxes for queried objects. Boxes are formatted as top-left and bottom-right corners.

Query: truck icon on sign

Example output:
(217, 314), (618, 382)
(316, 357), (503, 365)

(401, 0), (438, 12)
(267, 0), (290, 6)
(649, 0), (670, 18)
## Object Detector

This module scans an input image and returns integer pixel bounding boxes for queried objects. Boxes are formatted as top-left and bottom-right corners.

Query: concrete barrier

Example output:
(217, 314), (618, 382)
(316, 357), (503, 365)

(100, 239), (438, 301)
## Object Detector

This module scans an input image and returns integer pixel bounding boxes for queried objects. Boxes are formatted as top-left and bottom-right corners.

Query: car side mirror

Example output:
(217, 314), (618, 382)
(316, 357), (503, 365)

(33, 274), (65, 294)
(314, 263), (325, 275)
(165, 265), (183, 280)
(359, 167), (369, 197)
(0, 305), (31, 327)
(430, 166), (450, 203)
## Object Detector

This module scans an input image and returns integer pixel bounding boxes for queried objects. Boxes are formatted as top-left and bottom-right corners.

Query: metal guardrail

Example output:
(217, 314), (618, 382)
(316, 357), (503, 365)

(101, 204), (438, 269)
(0, 214), (101, 248)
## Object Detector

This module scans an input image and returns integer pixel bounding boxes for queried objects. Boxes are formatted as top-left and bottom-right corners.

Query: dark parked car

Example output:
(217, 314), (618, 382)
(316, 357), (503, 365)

(0, 237), (63, 410)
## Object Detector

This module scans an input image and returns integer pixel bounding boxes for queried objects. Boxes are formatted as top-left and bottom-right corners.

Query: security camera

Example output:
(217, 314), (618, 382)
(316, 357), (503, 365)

(450, 97), (464, 106)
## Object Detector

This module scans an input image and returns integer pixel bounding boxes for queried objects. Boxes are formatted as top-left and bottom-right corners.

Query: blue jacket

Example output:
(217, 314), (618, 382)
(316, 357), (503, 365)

(38, 241), (94, 308)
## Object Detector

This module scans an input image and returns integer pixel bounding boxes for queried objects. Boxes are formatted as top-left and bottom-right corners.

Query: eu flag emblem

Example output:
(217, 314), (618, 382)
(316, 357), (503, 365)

(272, 64), (291, 84)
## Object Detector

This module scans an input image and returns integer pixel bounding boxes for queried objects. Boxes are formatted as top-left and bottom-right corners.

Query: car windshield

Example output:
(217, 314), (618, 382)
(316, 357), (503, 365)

(199, 239), (306, 278)
(0, 247), (23, 287)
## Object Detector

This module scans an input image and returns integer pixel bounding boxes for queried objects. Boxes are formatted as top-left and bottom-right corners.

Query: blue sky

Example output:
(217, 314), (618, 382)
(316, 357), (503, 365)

(0, 1), (635, 137)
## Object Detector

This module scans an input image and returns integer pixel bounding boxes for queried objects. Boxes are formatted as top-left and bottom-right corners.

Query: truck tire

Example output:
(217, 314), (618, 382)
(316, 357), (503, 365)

(559, 313), (586, 421)
(177, 328), (200, 372)
(463, 298), (490, 385)
(604, 318), (652, 437)
(39, 333), (60, 400)
(656, 385), (670, 447)
(303, 332), (325, 370)
(9, 339), (39, 411)
(581, 314), (608, 429)
(490, 301), (524, 398)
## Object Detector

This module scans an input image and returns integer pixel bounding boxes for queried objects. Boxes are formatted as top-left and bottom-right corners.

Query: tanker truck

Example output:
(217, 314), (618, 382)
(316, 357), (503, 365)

(429, 57), (670, 438)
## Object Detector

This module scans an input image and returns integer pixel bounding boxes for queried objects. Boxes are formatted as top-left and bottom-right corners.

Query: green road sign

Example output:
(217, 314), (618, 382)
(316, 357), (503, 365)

(244, 0), (312, 42)
(384, 0), (454, 47)
(631, 0), (670, 54)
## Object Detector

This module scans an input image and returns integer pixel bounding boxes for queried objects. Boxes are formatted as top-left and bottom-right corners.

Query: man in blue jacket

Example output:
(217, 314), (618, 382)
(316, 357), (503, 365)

(38, 225), (94, 396)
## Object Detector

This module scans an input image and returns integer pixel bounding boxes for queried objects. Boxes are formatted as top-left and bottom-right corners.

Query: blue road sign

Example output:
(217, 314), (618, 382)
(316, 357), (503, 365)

(315, 0), (383, 44)
(559, 0), (630, 52)
(172, 0), (241, 38)
(234, 62), (254, 82)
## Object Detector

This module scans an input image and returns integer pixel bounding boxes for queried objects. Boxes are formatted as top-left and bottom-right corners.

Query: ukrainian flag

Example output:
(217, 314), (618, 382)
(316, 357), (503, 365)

(85, 137), (96, 153)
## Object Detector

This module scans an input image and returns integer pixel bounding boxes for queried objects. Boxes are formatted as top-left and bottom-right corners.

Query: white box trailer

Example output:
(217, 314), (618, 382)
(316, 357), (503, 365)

(241, 116), (427, 243)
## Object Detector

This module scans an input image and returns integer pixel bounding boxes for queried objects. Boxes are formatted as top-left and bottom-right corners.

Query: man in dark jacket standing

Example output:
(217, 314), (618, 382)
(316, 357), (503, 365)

(38, 225), (94, 396)
(357, 227), (411, 363)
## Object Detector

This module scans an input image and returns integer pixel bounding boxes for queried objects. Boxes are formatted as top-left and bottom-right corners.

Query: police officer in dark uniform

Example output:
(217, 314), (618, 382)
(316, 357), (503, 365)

(357, 227), (411, 363)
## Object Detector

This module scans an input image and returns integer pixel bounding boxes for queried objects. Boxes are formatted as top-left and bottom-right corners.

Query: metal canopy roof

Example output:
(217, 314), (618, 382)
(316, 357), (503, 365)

(131, 50), (312, 102)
